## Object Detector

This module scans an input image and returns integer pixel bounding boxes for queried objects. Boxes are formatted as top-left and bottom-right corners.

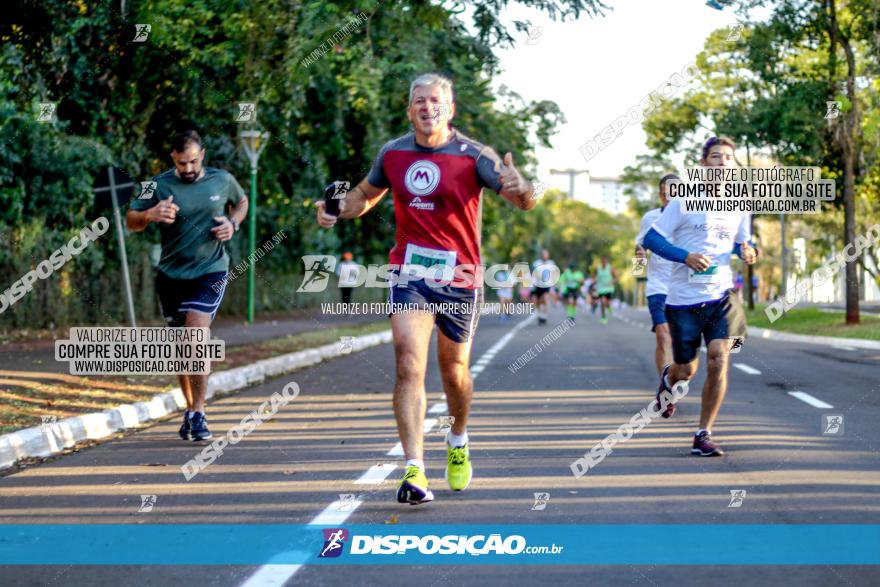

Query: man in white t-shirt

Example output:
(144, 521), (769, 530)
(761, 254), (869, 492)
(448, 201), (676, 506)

(643, 136), (758, 457)
(531, 249), (557, 325)
(635, 174), (677, 376)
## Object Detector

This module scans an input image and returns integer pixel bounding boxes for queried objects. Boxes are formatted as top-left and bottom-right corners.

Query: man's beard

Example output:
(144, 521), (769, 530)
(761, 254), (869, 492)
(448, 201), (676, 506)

(180, 171), (198, 183)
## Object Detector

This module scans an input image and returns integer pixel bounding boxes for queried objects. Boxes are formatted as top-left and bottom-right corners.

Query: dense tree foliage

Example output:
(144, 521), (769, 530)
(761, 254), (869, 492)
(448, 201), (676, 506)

(1, 0), (616, 328)
(624, 0), (879, 320)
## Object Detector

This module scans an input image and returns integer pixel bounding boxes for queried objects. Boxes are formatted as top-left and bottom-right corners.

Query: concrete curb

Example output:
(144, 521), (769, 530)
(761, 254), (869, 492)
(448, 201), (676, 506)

(747, 326), (880, 350)
(0, 329), (392, 471)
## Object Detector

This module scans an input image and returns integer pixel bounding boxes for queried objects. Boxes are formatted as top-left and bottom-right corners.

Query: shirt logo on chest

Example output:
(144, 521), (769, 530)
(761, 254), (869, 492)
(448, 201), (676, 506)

(409, 196), (434, 211)
(404, 160), (441, 196)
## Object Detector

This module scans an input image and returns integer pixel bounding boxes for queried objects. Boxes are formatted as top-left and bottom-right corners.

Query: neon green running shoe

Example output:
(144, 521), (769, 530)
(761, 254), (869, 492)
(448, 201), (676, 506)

(396, 465), (434, 505)
(445, 443), (473, 491)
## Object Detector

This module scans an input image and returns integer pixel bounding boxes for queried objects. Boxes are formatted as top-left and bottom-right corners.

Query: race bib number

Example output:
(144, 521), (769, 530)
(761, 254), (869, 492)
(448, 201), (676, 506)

(402, 244), (456, 281)
(688, 265), (730, 284)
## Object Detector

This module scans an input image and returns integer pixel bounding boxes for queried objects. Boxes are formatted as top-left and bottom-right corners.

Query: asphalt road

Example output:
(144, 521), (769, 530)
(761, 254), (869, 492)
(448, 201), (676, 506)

(1, 303), (878, 586)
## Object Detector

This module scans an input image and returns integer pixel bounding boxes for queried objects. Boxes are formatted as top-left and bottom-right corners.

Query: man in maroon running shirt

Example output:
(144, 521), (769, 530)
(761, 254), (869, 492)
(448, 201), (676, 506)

(316, 73), (536, 505)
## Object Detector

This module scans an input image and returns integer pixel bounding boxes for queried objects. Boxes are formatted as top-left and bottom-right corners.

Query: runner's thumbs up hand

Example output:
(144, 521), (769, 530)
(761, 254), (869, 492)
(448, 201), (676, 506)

(499, 152), (530, 197)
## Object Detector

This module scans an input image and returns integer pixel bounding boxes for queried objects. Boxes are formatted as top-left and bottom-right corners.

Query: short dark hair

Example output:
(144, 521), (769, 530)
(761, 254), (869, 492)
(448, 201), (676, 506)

(659, 173), (679, 188)
(702, 136), (736, 160)
(171, 129), (203, 153)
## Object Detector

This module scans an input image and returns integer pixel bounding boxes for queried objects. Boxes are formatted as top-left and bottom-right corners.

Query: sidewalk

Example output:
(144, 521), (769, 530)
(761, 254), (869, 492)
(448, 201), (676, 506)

(811, 301), (880, 316)
(0, 310), (380, 374)
(0, 311), (384, 436)
(628, 303), (880, 349)
(0, 311), (391, 470)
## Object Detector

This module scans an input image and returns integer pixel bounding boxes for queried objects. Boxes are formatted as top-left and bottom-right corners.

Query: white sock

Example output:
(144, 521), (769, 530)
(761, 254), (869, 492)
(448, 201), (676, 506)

(186, 411), (194, 420)
(696, 428), (710, 436)
(447, 430), (469, 447)
(405, 459), (425, 471)
(663, 374), (673, 390)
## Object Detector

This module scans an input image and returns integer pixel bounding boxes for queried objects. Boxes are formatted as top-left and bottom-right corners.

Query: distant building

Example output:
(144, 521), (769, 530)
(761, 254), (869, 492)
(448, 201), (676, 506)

(547, 170), (647, 215)
(585, 176), (630, 215)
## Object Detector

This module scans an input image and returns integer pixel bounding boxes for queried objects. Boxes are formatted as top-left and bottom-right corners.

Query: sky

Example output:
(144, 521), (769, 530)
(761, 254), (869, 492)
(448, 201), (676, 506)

(491, 0), (746, 184)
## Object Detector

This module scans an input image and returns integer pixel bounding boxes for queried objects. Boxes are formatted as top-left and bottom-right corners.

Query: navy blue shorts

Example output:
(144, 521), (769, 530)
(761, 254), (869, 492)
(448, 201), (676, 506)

(647, 294), (667, 332)
(156, 271), (228, 327)
(665, 291), (746, 364)
(389, 275), (482, 343)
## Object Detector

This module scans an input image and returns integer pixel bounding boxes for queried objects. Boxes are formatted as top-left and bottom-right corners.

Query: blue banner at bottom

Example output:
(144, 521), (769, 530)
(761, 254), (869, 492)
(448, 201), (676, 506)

(1, 525), (878, 565)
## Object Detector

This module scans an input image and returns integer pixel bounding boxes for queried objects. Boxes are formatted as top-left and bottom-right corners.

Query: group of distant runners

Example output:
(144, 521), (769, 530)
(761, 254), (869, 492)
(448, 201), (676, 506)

(527, 252), (617, 325)
(128, 71), (757, 505)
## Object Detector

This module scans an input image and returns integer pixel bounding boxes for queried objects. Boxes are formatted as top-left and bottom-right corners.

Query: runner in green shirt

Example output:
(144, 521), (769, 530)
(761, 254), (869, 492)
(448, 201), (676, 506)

(594, 255), (617, 325)
(559, 263), (585, 322)
(127, 129), (248, 442)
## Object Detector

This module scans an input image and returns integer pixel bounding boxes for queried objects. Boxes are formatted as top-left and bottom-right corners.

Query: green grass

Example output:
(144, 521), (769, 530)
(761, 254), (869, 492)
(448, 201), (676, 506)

(746, 305), (880, 341)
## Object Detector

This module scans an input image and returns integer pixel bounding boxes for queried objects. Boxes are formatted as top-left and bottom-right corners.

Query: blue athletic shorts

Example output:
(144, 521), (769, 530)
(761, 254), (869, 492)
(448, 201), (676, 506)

(156, 271), (228, 327)
(647, 294), (667, 332)
(389, 274), (482, 343)
(665, 291), (746, 364)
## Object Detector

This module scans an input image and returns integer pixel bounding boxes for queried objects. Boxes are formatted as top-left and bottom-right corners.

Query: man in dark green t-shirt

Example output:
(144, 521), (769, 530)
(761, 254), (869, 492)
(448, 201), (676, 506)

(127, 129), (248, 441)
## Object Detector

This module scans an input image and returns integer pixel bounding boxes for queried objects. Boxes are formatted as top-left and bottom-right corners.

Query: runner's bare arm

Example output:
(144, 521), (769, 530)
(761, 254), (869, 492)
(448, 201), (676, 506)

(316, 179), (388, 228)
(228, 195), (249, 229)
(126, 196), (180, 232)
(211, 195), (249, 242)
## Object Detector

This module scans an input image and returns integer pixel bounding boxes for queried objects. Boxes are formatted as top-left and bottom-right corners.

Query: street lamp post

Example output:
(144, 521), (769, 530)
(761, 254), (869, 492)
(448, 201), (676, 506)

(239, 130), (270, 324)
(549, 168), (589, 199)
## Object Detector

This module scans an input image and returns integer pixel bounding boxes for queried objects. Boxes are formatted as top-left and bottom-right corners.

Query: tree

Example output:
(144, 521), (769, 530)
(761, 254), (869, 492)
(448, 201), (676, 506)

(0, 0), (612, 328)
(630, 0), (879, 322)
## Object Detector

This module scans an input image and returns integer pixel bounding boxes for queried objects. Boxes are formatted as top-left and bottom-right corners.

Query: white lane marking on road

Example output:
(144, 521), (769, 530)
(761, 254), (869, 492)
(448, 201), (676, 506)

(240, 564), (304, 587)
(354, 463), (398, 485)
(428, 403), (447, 414)
(733, 363), (762, 375)
(311, 498), (364, 525)
(788, 391), (834, 409)
(387, 442), (404, 456)
(422, 418), (437, 433)
(832, 344), (857, 351)
(239, 314), (535, 587)
(470, 314), (536, 380)
(239, 496), (368, 586)
(239, 492), (372, 585)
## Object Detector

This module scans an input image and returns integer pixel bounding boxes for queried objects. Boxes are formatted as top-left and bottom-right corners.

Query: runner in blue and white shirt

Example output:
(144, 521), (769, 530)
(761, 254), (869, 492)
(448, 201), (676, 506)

(635, 174), (678, 377)
(643, 136), (758, 457)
